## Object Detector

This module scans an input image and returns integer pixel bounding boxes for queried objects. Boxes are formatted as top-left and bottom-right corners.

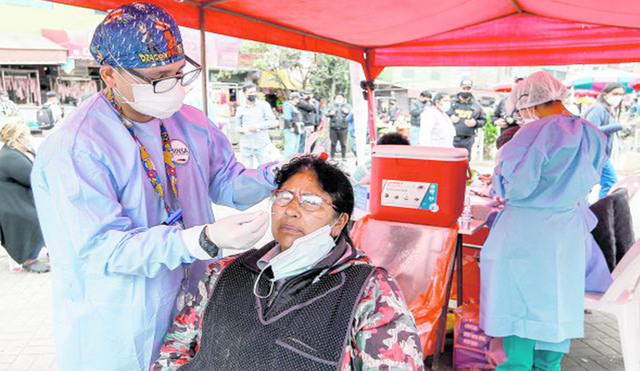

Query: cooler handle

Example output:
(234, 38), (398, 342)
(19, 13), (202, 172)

(466, 163), (473, 180)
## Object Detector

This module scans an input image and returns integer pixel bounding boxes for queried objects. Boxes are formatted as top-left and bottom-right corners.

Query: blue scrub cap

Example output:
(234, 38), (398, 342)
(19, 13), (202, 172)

(90, 2), (184, 69)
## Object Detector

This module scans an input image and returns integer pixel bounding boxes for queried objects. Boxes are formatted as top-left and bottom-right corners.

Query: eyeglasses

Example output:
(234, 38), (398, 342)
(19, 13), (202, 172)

(271, 189), (336, 212)
(125, 55), (202, 94)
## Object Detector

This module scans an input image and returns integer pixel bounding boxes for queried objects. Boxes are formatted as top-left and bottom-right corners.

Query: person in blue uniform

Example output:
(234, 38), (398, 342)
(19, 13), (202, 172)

(31, 3), (277, 370)
(480, 71), (607, 371)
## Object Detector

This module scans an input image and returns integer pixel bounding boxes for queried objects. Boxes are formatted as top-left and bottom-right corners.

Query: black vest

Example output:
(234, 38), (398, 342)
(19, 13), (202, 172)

(180, 249), (374, 371)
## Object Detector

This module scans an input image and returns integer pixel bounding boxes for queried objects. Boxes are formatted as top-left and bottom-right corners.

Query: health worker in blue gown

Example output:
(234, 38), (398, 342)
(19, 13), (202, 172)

(31, 3), (277, 370)
(480, 71), (607, 371)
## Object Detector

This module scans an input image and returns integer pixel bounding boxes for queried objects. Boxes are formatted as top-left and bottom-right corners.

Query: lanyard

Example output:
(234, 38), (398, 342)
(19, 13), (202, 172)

(103, 89), (184, 227)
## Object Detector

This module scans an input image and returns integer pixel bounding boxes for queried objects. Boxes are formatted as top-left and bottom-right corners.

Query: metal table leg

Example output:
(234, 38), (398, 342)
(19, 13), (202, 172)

(431, 234), (462, 370)
(456, 236), (464, 307)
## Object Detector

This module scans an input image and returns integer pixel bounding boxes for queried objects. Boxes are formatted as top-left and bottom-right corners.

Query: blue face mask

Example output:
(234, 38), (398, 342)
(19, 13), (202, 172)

(253, 215), (343, 298)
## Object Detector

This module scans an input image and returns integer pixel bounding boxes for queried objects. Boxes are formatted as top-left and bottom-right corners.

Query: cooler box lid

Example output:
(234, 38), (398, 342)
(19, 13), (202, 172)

(372, 145), (469, 161)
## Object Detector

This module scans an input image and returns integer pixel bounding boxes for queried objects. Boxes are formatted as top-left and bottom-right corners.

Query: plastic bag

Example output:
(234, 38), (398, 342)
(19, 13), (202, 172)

(451, 255), (481, 305)
(352, 216), (459, 356)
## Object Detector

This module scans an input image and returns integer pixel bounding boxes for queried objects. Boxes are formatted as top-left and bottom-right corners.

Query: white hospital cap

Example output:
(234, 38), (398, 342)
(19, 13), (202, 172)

(513, 71), (569, 111)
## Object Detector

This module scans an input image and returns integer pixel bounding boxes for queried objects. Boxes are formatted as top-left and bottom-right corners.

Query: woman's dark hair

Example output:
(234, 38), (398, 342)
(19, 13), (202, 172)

(433, 92), (449, 104)
(274, 155), (354, 240)
(376, 132), (410, 145)
(597, 82), (624, 119)
(496, 125), (520, 150)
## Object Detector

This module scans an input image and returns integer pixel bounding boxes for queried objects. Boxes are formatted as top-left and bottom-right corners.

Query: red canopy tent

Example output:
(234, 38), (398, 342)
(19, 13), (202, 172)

(45, 0), (640, 138)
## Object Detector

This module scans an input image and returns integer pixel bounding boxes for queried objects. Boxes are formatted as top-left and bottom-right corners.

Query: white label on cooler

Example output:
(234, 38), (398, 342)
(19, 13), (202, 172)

(380, 180), (439, 212)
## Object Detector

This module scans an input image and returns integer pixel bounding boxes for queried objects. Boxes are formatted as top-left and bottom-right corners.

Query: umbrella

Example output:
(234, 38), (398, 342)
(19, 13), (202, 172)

(575, 96), (596, 106)
(566, 70), (639, 93)
(630, 78), (640, 91)
(574, 89), (599, 98)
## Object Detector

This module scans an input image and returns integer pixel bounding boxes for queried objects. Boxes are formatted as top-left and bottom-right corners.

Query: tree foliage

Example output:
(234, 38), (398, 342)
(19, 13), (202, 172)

(239, 41), (310, 92)
(238, 41), (350, 101)
(308, 54), (350, 101)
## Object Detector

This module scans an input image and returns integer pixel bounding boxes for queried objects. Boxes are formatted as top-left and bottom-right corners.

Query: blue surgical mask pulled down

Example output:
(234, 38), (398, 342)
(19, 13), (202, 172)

(253, 216), (342, 298)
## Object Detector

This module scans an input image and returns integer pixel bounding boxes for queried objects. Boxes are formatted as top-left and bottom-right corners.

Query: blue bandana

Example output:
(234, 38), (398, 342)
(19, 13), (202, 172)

(90, 2), (184, 69)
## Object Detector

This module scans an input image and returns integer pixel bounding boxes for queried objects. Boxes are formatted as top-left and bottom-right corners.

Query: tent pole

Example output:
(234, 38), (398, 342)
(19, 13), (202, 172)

(199, 6), (208, 117)
(363, 49), (377, 144)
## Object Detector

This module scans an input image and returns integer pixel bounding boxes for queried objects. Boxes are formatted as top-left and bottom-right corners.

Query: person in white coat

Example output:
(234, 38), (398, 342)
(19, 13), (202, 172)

(419, 92), (455, 148)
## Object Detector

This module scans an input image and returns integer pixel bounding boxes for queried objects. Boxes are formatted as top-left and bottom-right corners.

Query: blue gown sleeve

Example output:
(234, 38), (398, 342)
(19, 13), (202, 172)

(585, 105), (623, 135)
(206, 122), (277, 210)
(41, 147), (195, 278)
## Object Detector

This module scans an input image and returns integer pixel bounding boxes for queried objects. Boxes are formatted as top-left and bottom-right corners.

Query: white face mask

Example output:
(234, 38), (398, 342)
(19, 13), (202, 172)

(605, 95), (622, 108)
(253, 216), (342, 298)
(439, 101), (451, 113)
(519, 107), (539, 125)
(114, 69), (186, 119)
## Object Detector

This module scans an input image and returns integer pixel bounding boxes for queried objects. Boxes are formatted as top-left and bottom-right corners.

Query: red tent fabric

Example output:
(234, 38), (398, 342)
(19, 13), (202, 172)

(47, 0), (640, 79)
(45, 0), (640, 140)
(372, 14), (640, 67)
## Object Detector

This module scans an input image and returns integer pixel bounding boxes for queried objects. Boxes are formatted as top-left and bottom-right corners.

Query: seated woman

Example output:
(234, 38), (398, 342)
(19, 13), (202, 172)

(0, 122), (49, 273)
(153, 156), (424, 371)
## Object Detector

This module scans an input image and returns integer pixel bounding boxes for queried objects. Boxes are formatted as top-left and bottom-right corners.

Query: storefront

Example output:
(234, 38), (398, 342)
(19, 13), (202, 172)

(0, 32), (67, 106)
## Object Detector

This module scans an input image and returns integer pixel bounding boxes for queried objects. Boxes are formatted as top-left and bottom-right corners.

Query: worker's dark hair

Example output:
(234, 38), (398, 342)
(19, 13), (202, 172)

(242, 83), (256, 92)
(377, 132), (410, 145)
(420, 90), (432, 99)
(598, 83), (625, 105)
(599, 83), (625, 98)
(597, 82), (625, 119)
(434, 92), (449, 104)
(274, 155), (354, 241)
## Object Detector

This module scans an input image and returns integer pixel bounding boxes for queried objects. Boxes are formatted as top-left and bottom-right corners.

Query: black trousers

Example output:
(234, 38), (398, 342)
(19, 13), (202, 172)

(453, 136), (475, 162)
(330, 128), (348, 159)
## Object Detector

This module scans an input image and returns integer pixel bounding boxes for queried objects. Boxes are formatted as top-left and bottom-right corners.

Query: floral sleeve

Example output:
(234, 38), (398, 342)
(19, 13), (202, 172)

(151, 258), (235, 370)
(341, 268), (425, 371)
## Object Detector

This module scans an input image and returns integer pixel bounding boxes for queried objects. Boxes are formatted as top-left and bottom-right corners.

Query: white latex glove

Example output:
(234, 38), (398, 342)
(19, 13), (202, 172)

(208, 211), (269, 250)
(180, 211), (269, 260)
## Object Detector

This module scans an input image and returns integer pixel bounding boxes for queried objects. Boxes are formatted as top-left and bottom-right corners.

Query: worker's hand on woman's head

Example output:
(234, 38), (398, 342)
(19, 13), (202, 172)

(206, 211), (269, 250)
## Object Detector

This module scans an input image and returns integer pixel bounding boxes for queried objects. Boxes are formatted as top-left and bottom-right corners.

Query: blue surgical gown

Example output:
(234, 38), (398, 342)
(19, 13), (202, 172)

(480, 114), (607, 353)
(31, 93), (276, 371)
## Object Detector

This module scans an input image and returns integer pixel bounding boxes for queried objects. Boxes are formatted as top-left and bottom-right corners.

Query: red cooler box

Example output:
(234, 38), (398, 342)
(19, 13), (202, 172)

(370, 145), (469, 227)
